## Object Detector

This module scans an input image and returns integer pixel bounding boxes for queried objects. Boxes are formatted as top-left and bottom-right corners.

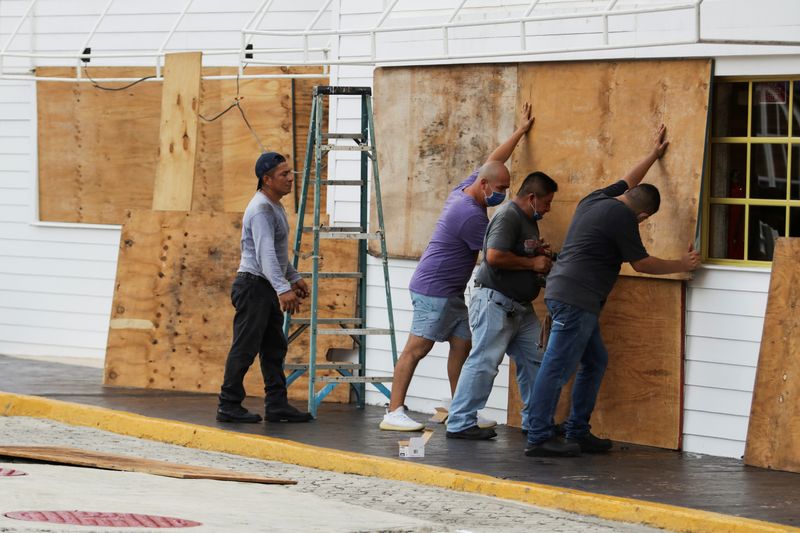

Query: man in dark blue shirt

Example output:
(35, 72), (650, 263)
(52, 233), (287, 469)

(524, 125), (700, 457)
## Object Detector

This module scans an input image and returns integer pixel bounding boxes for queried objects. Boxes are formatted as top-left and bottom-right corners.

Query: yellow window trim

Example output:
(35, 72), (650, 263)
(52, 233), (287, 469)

(703, 76), (798, 265)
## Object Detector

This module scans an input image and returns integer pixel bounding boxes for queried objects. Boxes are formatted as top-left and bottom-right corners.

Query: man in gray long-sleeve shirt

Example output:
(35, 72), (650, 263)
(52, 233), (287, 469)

(217, 151), (313, 424)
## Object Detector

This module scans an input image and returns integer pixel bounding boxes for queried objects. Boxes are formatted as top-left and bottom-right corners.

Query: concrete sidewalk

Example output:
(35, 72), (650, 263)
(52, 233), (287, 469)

(0, 417), (658, 533)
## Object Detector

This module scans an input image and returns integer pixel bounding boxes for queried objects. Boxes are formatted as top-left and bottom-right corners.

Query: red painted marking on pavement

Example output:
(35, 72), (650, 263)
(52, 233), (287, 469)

(3, 511), (202, 528)
(0, 468), (27, 476)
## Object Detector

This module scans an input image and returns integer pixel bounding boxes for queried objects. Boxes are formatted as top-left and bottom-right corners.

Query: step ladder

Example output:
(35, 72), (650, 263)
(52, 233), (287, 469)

(284, 86), (398, 417)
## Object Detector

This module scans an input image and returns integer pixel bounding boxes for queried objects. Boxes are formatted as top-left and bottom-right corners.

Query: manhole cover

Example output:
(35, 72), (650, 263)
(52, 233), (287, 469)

(4, 511), (201, 528)
(0, 468), (27, 477)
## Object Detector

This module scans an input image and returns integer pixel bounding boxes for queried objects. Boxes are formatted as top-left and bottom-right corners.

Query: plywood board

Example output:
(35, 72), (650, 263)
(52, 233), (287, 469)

(513, 59), (711, 280)
(0, 446), (294, 485)
(745, 238), (800, 473)
(152, 52), (203, 211)
(104, 209), (357, 403)
(37, 67), (323, 223)
(371, 64), (517, 259)
(508, 277), (684, 449)
(37, 67), (162, 223)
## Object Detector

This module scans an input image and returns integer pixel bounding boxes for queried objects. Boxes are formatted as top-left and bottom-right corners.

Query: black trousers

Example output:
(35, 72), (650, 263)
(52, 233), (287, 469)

(218, 273), (289, 408)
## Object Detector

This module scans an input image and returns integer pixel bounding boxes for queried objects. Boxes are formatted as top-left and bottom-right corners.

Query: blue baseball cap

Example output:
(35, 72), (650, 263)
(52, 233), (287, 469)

(255, 151), (287, 179)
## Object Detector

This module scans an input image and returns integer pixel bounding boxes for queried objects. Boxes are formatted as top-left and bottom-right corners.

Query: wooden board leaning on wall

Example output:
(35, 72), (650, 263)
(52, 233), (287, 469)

(104, 209), (357, 403)
(36, 66), (326, 222)
(507, 276), (684, 450)
(744, 238), (800, 473)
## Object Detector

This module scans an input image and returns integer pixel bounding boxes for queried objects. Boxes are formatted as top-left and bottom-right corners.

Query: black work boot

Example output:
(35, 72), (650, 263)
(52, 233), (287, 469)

(216, 405), (263, 423)
(265, 403), (313, 423)
(568, 432), (613, 453)
(445, 425), (497, 440)
(524, 435), (581, 457)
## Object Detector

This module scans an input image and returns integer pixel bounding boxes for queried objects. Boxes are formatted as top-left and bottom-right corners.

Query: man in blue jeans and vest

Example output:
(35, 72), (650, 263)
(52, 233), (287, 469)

(524, 125), (700, 457)
(446, 171), (558, 440)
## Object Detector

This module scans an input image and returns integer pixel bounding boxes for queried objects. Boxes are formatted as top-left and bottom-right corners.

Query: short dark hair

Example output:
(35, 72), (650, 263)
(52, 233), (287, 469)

(626, 183), (661, 215)
(517, 171), (558, 198)
(255, 152), (287, 190)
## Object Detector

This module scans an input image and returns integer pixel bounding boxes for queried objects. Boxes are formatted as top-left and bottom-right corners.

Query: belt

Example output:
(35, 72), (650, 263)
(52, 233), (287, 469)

(474, 282), (530, 306)
(236, 271), (267, 283)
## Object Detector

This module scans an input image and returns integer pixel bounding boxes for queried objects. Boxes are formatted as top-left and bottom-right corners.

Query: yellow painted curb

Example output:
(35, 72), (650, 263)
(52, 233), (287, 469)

(1, 392), (794, 533)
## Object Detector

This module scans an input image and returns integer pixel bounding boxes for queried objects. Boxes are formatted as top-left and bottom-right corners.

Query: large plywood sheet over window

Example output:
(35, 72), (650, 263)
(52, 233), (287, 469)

(513, 59), (712, 279)
(37, 67), (322, 223)
(371, 64), (517, 259)
(372, 59), (711, 271)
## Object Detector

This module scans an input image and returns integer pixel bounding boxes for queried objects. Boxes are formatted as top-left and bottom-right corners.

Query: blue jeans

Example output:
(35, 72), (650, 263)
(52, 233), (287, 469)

(446, 287), (542, 433)
(526, 299), (608, 445)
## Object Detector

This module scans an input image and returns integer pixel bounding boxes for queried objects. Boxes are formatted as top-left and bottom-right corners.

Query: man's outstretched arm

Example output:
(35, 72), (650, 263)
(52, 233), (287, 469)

(486, 101), (536, 164)
(632, 242), (700, 275)
(621, 124), (669, 190)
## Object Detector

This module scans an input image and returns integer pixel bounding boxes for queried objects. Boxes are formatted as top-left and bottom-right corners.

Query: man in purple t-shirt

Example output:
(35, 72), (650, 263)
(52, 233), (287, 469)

(380, 103), (536, 431)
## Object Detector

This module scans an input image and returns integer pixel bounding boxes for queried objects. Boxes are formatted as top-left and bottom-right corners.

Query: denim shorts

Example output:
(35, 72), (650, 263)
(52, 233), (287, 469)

(409, 291), (471, 342)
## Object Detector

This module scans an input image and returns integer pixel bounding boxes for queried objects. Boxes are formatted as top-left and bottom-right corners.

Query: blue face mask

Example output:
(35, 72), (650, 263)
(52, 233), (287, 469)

(485, 190), (506, 207)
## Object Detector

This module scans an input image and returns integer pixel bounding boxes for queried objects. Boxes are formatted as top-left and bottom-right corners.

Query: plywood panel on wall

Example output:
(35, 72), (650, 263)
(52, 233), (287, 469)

(508, 277), (684, 449)
(371, 64), (517, 259)
(37, 67), (323, 223)
(104, 209), (357, 403)
(37, 67), (162, 223)
(745, 238), (800, 473)
(513, 59), (712, 280)
(370, 59), (710, 265)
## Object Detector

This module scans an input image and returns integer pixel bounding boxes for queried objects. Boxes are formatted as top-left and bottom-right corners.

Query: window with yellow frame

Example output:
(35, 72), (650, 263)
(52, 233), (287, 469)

(703, 76), (800, 266)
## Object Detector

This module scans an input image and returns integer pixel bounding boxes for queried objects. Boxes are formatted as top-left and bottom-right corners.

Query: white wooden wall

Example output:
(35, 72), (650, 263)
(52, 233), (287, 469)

(1, 0), (800, 457)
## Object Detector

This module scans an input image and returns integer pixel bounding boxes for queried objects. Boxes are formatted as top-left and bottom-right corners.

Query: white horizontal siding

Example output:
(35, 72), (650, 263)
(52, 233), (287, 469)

(0, 79), (118, 360)
(683, 265), (772, 458)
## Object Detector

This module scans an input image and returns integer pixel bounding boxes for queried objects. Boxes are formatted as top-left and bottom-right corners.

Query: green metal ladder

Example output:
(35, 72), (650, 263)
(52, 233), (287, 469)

(284, 86), (397, 417)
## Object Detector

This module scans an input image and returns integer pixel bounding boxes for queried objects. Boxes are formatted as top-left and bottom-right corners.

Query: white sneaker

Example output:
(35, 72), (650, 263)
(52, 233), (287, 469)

(477, 414), (497, 429)
(379, 406), (425, 431)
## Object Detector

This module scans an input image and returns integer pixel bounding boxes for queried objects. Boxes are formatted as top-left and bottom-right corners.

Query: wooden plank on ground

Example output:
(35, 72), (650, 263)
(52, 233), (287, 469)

(104, 209), (356, 403)
(371, 64), (517, 259)
(508, 277), (684, 449)
(744, 238), (800, 473)
(513, 58), (711, 281)
(0, 446), (294, 485)
(152, 52), (203, 211)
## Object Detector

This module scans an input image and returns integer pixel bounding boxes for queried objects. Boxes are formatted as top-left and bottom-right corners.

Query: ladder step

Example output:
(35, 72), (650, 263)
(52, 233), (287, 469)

(320, 180), (365, 186)
(299, 272), (363, 279)
(318, 328), (392, 335)
(321, 144), (373, 152)
(320, 232), (380, 240)
(285, 363), (361, 371)
(291, 317), (364, 325)
(303, 226), (362, 233)
(318, 375), (393, 383)
(323, 133), (365, 141)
